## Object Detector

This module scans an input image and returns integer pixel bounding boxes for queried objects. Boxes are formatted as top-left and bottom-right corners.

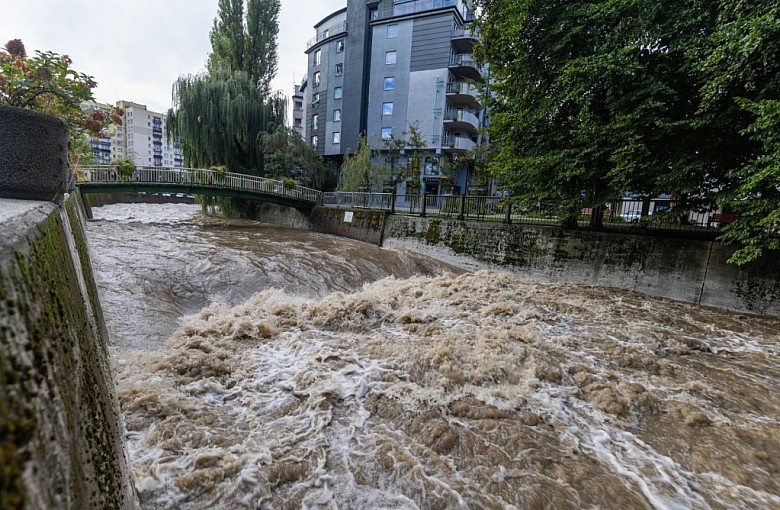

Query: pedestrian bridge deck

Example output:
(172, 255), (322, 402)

(76, 166), (322, 210)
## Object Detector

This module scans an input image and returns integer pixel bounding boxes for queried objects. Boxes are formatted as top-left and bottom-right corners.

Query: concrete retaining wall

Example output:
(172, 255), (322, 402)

(0, 194), (135, 509)
(251, 202), (313, 229)
(382, 216), (780, 316)
(310, 206), (388, 245)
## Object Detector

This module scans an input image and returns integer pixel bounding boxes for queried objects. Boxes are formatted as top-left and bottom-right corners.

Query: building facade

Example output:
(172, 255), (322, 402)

(303, 0), (483, 193)
(292, 83), (305, 138)
(89, 101), (183, 168)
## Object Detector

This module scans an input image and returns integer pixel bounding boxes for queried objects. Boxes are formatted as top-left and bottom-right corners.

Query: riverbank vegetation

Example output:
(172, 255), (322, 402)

(473, 0), (779, 263)
(0, 39), (123, 168)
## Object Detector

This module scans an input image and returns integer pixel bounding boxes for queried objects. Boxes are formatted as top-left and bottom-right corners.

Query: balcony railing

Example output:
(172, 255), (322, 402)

(306, 21), (347, 49)
(371, 0), (475, 21)
(441, 134), (476, 151)
(451, 26), (479, 40)
(449, 53), (477, 68)
(444, 108), (479, 129)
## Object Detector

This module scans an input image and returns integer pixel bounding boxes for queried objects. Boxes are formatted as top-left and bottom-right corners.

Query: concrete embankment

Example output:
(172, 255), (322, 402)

(309, 206), (780, 316)
(0, 195), (135, 509)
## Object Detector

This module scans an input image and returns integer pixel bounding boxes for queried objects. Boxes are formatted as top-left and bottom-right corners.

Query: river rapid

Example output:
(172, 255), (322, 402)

(87, 203), (780, 510)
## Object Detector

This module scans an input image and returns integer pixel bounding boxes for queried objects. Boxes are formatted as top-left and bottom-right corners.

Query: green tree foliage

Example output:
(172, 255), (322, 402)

(339, 134), (386, 192)
(381, 122), (429, 191)
(260, 125), (335, 190)
(474, 0), (779, 260)
(0, 39), (122, 159)
(703, 1), (780, 264)
(168, 0), (284, 175)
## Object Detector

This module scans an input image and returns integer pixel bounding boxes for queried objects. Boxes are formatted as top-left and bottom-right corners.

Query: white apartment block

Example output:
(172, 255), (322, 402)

(89, 100), (183, 168)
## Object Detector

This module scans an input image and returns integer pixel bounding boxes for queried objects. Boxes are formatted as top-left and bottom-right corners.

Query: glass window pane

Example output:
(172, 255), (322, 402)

(382, 102), (394, 115)
(386, 51), (397, 65)
(383, 77), (395, 90)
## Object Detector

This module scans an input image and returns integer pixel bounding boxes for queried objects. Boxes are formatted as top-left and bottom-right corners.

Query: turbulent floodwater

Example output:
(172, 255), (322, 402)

(88, 204), (780, 509)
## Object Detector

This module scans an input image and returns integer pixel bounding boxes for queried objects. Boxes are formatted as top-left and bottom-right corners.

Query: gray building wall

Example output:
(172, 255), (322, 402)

(410, 13), (455, 72)
(406, 69), (447, 148)
(305, 9), (348, 155)
(366, 18), (413, 148)
(306, 0), (479, 166)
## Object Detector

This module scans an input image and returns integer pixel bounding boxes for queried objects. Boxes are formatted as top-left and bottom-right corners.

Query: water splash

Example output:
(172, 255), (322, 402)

(114, 271), (780, 509)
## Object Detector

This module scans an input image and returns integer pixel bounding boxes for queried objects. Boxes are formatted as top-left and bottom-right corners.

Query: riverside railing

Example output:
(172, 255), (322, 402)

(322, 192), (735, 231)
(77, 165), (323, 204)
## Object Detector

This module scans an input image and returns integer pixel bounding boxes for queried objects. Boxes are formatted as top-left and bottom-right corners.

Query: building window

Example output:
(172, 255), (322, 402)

(314, 49), (321, 66)
(387, 24), (399, 38)
(333, 132), (341, 144)
(382, 102), (394, 115)
(335, 63), (343, 76)
(312, 92), (320, 105)
(312, 114), (319, 130)
(313, 71), (321, 87)
(334, 86), (343, 99)
(381, 127), (393, 140)
(311, 135), (318, 147)
(383, 77), (395, 90)
(385, 51), (397, 65)
(336, 40), (345, 52)
(323, 29), (330, 38)
(334, 109), (341, 122)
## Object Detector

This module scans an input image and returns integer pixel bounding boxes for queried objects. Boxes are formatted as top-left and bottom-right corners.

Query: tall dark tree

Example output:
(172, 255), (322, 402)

(704, 1), (780, 264)
(476, 0), (752, 225)
(168, 0), (284, 175)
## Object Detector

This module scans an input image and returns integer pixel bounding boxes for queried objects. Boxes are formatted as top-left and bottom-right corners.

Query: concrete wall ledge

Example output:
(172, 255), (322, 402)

(0, 198), (58, 262)
(382, 216), (780, 317)
(0, 193), (136, 509)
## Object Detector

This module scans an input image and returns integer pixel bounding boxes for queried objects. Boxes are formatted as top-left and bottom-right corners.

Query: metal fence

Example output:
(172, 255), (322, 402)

(77, 165), (323, 204)
(321, 192), (734, 231)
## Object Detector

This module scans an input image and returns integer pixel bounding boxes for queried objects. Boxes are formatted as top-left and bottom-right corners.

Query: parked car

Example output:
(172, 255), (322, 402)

(621, 210), (643, 223)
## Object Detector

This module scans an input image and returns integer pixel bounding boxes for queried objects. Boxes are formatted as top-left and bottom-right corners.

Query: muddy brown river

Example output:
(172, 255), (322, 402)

(87, 203), (780, 509)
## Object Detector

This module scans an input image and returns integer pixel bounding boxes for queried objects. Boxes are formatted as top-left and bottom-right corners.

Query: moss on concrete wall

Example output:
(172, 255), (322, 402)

(0, 196), (134, 509)
(310, 207), (388, 245)
(383, 216), (780, 316)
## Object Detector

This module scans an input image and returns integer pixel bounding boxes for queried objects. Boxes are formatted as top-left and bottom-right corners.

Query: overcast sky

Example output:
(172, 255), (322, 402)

(0, 0), (345, 115)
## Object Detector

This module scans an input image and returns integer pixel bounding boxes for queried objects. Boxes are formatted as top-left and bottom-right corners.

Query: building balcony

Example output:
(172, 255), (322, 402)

(446, 81), (482, 108)
(449, 53), (482, 81)
(441, 133), (475, 153)
(451, 26), (478, 53)
(443, 108), (479, 133)
(306, 21), (347, 49)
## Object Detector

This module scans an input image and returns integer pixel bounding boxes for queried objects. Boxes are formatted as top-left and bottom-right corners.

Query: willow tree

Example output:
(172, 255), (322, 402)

(168, 0), (284, 175)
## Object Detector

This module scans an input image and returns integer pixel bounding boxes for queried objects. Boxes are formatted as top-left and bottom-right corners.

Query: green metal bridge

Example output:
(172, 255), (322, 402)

(76, 166), (322, 210)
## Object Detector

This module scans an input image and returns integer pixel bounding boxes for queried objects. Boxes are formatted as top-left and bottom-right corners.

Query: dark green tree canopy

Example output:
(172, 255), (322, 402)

(474, 0), (779, 262)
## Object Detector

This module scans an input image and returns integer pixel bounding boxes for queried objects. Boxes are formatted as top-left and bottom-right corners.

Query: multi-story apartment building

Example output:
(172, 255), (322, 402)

(292, 84), (306, 138)
(88, 101), (183, 168)
(302, 0), (483, 193)
(115, 101), (183, 168)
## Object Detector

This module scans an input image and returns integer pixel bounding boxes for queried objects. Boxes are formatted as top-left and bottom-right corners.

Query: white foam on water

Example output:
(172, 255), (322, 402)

(111, 272), (780, 509)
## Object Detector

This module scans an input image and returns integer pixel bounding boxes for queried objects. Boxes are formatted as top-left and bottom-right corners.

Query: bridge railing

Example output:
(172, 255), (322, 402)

(77, 165), (323, 204)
